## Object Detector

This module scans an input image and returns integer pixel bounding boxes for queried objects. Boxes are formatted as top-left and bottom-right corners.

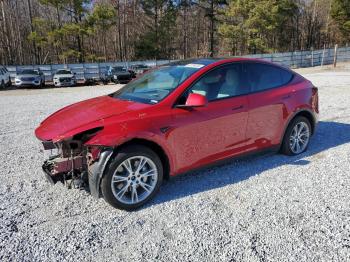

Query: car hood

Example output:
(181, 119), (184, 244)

(54, 74), (74, 78)
(35, 95), (149, 142)
(17, 74), (39, 78)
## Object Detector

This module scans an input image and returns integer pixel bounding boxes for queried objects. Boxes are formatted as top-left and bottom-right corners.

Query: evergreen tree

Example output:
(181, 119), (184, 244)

(219, 0), (297, 54)
(331, 0), (350, 43)
(135, 0), (178, 59)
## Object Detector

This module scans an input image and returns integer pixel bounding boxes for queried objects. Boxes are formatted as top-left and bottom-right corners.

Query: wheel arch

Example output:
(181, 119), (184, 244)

(280, 108), (317, 145)
(291, 110), (316, 134)
(115, 138), (171, 181)
(89, 137), (171, 199)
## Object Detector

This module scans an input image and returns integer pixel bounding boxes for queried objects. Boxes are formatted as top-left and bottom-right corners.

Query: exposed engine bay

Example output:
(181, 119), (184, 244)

(41, 128), (104, 190)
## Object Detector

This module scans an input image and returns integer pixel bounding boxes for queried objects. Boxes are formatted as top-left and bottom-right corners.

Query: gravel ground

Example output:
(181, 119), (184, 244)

(0, 68), (350, 262)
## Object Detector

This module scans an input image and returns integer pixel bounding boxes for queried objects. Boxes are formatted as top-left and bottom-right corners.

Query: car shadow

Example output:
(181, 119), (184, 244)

(146, 121), (350, 208)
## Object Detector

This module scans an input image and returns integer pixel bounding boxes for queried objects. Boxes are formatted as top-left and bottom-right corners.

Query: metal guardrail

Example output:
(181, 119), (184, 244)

(5, 47), (350, 83)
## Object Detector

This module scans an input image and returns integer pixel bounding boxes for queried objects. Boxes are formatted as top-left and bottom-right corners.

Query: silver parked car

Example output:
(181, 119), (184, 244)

(0, 66), (12, 88)
(15, 69), (45, 88)
(53, 69), (77, 87)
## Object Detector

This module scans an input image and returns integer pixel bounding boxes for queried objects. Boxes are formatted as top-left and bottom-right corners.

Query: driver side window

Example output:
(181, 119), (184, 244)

(182, 63), (247, 103)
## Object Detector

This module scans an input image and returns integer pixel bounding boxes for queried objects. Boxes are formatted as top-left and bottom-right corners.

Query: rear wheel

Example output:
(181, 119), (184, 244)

(281, 116), (311, 156)
(1, 80), (4, 89)
(101, 145), (163, 210)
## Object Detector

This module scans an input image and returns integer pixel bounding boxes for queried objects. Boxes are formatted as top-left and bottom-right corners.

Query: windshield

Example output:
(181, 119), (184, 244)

(56, 70), (72, 74)
(133, 65), (148, 69)
(20, 70), (39, 75)
(112, 67), (126, 72)
(112, 64), (203, 104)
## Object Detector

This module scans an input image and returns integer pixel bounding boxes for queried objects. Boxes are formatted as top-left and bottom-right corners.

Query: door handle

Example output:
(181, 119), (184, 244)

(282, 94), (291, 100)
(232, 105), (244, 111)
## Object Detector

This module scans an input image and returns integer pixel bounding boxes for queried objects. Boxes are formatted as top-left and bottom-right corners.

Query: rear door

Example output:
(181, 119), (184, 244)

(243, 62), (294, 150)
(168, 63), (251, 173)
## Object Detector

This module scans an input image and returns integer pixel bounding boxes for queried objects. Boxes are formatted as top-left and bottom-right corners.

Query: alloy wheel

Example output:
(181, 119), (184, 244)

(111, 156), (158, 205)
(289, 121), (310, 154)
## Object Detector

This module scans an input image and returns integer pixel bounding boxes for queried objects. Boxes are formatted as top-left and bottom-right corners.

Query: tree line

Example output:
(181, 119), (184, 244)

(0, 0), (349, 65)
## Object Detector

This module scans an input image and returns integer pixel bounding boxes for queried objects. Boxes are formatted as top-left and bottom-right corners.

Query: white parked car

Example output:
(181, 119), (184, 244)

(0, 66), (11, 88)
(53, 69), (77, 87)
(15, 69), (45, 88)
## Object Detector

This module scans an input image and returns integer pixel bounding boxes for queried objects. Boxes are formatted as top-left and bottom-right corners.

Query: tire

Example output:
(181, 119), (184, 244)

(1, 80), (4, 89)
(7, 77), (11, 87)
(101, 145), (163, 210)
(280, 116), (311, 156)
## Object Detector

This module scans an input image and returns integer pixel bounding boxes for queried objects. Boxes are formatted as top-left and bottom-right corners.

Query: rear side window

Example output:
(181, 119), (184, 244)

(243, 63), (293, 92)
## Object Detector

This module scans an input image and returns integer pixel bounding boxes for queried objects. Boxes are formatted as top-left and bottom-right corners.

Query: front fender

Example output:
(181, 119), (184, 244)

(86, 129), (175, 197)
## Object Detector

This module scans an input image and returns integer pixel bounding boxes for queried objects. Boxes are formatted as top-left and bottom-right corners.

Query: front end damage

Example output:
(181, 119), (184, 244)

(40, 128), (113, 197)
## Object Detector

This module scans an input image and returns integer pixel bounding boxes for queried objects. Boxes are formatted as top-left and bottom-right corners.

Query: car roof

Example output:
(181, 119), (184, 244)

(168, 57), (292, 72)
(19, 69), (40, 73)
(168, 58), (219, 67)
(170, 57), (283, 65)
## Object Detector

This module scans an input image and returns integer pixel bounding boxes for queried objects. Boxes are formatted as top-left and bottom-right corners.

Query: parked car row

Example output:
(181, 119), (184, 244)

(0, 64), (151, 89)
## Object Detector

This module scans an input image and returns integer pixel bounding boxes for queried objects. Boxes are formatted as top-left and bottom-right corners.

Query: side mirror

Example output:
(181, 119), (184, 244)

(177, 93), (208, 108)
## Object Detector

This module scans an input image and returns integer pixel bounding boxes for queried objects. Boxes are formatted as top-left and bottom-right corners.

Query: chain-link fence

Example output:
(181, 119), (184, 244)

(244, 46), (350, 68)
(5, 46), (350, 83)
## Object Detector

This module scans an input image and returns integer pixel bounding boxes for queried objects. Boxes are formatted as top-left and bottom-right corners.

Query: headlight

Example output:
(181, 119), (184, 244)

(72, 127), (104, 144)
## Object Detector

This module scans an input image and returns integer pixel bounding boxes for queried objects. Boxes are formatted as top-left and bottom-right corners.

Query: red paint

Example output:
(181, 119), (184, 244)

(185, 93), (208, 107)
(35, 58), (318, 176)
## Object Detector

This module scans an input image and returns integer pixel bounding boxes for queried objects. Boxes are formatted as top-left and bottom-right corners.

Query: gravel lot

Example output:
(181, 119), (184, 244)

(0, 66), (350, 261)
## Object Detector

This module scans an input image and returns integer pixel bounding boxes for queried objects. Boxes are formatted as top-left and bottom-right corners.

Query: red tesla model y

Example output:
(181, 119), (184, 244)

(35, 58), (319, 210)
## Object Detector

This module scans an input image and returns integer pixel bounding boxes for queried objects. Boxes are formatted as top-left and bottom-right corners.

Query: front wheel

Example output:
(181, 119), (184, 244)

(101, 145), (163, 210)
(281, 116), (311, 156)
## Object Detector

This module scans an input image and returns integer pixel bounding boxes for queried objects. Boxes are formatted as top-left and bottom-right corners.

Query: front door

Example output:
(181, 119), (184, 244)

(167, 63), (251, 174)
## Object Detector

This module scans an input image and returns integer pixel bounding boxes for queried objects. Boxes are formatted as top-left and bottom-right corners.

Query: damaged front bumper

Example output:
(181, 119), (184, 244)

(41, 155), (86, 184)
(40, 140), (113, 198)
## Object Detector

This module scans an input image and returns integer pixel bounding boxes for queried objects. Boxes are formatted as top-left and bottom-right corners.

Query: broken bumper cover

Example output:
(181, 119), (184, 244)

(41, 147), (113, 199)
(42, 161), (58, 185)
(88, 149), (113, 198)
